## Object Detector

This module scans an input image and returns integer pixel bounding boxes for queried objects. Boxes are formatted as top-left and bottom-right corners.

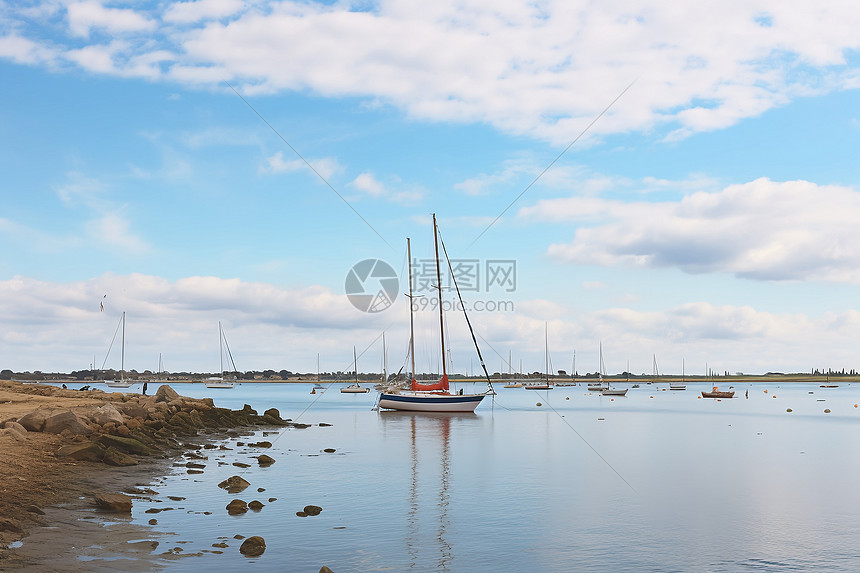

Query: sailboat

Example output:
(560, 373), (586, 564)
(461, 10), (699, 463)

(525, 324), (553, 390)
(378, 215), (491, 412)
(342, 346), (370, 393)
(669, 359), (687, 390)
(587, 342), (610, 392)
(600, 344), (628, 396)
(206, 322), (238, 389)
(104, 312), (134, 388)
(503, 350), (523, 388)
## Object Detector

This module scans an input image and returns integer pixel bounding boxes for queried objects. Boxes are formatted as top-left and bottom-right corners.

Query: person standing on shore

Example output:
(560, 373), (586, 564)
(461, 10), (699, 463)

(143, 381), (148, 395)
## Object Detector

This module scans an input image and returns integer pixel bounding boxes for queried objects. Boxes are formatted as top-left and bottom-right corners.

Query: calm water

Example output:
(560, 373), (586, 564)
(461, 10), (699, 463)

(50, 381), (860, 571)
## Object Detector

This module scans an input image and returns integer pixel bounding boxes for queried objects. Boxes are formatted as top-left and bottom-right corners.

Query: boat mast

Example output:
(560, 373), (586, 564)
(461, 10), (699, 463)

(354, 346), (358, 384)
(120, 312), (125, 382)
(544, 323), (549, 383)
(433, 214), (448, 385)
(219, 322), (224, 378)
(407, 238), (416, 387)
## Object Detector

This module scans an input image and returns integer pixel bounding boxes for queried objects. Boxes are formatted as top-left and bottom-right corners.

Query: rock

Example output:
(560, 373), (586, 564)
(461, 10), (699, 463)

(257, 454), (275, 467)
(96, 434), (155, 455)
(44, 410), (92, 435)
(320, 567), (334, 573)
(226, 499), (248, 515)
(3, 420), (27, 435)
(240, 404), (258, 416)
(303, 505), (322, 516)
(17, 409), (49, 432)
(0, 518), (24, 533)
(103, 446), (139, 466)
(323, 448), (336, 453)
(56, 441), (108, 462)
(233, 462), (251, 468)
(25, 505), (45, 515)
(148, 519), (158, 525)
(319, 423), (332, 427)
(155, 385), (180, 403)
(248, 500), (264, 511)
(239, 536), (266, 556)
(263, 408), (281, 420)
(219, 475), (251, 494)
(87, 404), (125, 425)
(94, 493), (133, 513)
(248, 441), (272, 448)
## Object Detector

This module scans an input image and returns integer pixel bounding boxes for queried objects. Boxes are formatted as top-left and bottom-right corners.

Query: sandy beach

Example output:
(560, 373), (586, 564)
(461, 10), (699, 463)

(0, 379), (286, 571)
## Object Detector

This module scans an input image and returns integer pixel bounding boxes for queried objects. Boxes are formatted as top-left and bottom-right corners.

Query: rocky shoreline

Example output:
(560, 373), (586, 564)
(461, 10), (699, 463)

(0, 379), (310, 570)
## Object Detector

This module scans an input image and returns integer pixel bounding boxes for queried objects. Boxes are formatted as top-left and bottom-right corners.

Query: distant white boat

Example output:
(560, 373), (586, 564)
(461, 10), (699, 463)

(670, 359), (687, 390)
(206, 322), (238, 389)
(342, 346), (370, 393)
(525, 324), (554, 390)
(104, 312), (134, 388)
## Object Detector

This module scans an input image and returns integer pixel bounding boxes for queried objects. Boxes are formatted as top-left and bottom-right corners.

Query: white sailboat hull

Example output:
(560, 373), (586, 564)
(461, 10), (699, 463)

(378, 392), (485, 412)
(104, 380), (134, 388)
(341, 385), (370, 393)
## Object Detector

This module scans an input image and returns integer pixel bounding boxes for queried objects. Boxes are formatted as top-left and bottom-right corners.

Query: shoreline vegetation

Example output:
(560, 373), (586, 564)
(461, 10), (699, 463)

(6, 373), (860, 385)
(0, 379), (315, 570)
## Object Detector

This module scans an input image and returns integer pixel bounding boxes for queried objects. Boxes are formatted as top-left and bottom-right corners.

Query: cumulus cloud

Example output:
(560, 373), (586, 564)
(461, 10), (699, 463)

(0, 273), (398, 373)
(1, 1), (857, 141)
(163, 0), (247, 24)
(525, 178), (860, 283)
(67, 1), (156, 38)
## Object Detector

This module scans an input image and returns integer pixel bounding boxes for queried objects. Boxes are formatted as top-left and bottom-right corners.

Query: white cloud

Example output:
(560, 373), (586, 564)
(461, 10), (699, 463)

(3, 1), (858, 142)
(523, 177), (860, 282)
(67, 1), (156, 39)
(86, 212), (151, 254)
(0, 273), (399, 373)
(260, 151), (340, 180)
(0, 34), (57, 65)
(350, 172), (386, 197)
(163, 0), (247, 24)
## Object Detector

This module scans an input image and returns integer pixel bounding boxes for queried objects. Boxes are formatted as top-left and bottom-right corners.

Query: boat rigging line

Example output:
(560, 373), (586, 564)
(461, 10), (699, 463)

(223, 80), (392, 250)
(469, 78), (637, 248)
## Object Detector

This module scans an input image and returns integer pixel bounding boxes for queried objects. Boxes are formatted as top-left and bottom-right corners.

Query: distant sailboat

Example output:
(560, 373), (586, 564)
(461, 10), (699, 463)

(525, 324), (553, 390)
(600, 344), (628, 396)
(670, 359), (687, 390)
(587, 342), (609, 392)
(206, 322), (238, 389)
(104, 312), (134, 388)
(342, 346), (370, 393)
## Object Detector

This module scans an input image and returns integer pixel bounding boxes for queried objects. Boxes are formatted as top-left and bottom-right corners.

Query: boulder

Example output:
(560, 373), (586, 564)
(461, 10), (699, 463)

(239, 536), (266, 556)
(103, 446), (139, 466)
(218, 475), (250, 494)
(226, 499), (248, 515)
(154, 385), (180, 403)
(320, 567), (334, 573)
(257, 454), (275, 467)
(56, 441), (108, 462)
(303, 505), (322, 516)
(248, 500), (264, 511)
(96, 434), (154, 456)
(86, 404), (125, 426)
(44, 410), (92, 435)
(17, 409), (50, 432)
(94, 493), (133, 513)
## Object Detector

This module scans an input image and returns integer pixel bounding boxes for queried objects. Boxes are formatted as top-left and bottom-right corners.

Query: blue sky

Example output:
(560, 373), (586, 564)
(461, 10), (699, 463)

(1, 0), (859, 377)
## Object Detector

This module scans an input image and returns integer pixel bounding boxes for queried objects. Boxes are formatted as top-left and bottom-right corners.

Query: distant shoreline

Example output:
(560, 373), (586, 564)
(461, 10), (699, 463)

(15, 374), (859, 385)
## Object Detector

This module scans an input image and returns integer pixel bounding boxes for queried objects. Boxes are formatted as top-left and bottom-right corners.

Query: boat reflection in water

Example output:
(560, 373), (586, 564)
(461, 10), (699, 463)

(379, 411), (477, 571)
